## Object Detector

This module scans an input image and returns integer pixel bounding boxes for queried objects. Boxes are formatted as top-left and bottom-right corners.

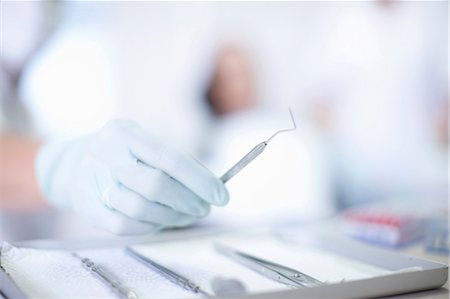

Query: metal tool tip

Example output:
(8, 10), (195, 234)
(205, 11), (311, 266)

(71, 252), (81, 259)
(265, 108), (297, 143)
(288, 107), (297, 129)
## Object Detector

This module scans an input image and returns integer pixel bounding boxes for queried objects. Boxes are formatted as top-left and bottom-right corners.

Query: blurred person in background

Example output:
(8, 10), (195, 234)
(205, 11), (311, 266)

(1, 1), (59, 240)
(201, 43), (334, 223)
(302, 0), (448, 208)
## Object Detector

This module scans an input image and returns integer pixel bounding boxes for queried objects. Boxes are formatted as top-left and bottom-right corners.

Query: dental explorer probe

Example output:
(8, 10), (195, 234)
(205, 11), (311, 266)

(220, 108), (297, 183)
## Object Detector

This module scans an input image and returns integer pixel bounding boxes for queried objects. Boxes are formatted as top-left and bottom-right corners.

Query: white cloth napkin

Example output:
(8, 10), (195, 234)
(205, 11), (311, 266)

(0, 242), (199, 298)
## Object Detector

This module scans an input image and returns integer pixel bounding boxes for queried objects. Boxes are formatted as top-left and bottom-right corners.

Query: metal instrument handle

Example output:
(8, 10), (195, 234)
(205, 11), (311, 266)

(73, 253), (137, 299)
(220, 141), (267, 183)
(125, 247), (211, 297)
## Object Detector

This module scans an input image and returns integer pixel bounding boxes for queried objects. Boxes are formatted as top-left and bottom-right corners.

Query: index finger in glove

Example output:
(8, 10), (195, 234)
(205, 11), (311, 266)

(112, 120), (229, 206)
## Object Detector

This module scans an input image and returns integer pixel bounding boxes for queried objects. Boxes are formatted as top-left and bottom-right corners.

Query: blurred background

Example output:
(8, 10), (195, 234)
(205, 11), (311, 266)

(1, 1), (448, 245)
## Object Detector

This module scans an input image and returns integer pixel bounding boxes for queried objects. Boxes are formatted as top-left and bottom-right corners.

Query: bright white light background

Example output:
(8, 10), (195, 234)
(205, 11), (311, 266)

(6, 1), (447, 225)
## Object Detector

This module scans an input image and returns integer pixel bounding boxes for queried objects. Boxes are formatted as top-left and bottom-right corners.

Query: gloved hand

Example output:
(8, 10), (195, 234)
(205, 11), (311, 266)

(35, 120), (229, 235)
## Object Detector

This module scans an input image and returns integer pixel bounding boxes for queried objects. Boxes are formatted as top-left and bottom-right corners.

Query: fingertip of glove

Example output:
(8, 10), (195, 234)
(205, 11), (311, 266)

(212, 183), (230, 207)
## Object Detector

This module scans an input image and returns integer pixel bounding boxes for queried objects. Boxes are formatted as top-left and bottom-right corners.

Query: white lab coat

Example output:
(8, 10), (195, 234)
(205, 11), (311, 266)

(301, 1), (448, 206)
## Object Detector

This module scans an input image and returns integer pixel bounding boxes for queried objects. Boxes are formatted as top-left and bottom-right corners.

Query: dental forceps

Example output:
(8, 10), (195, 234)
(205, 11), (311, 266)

(214, 243), (323, 288)
(220, 108), (297, 183)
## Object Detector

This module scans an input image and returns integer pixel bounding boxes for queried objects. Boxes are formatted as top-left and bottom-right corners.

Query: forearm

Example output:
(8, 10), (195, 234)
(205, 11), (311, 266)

(0, 135), (48, 211)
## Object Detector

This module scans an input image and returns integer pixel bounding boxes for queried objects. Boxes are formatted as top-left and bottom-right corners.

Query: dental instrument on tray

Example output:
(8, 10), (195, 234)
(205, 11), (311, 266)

(125, 247), (212, 297)
(220, 108), (297, 183)
(72, 252), (138, 299)
(214, 243), (323, 288)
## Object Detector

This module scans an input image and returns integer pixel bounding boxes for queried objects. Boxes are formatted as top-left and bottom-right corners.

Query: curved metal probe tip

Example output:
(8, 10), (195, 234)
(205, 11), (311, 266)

(265, 108), (297, 143)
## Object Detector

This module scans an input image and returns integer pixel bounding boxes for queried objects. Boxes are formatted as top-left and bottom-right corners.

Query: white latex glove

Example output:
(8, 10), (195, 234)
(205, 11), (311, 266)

(35, 120), (229, 235)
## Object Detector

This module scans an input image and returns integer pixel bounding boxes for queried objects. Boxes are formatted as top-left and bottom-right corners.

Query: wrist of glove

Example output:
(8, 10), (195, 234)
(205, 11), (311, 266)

(36, 120), (229, 235)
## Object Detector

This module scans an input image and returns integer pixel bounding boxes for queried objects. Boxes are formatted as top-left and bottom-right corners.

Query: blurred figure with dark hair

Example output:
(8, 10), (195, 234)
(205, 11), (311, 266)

(201, 42), (335, 224)
(206, 45), (256, 117)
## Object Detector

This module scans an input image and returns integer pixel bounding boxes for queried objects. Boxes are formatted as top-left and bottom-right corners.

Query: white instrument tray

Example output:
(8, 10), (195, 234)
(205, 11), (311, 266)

(0, 226), (448, 299)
